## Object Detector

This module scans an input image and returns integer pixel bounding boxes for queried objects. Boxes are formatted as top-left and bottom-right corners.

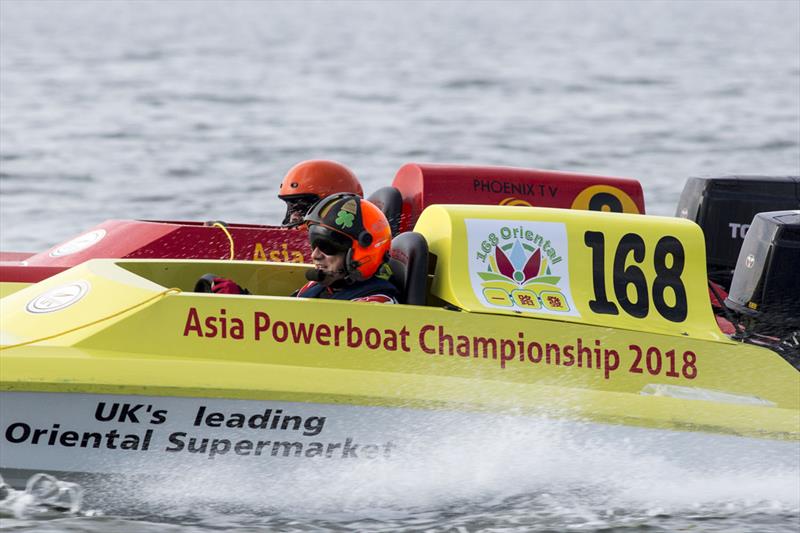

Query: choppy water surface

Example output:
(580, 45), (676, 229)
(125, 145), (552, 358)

(2, 0), (799, 251)
(2, 415), (800, 532)
(1, 0), (799, 531)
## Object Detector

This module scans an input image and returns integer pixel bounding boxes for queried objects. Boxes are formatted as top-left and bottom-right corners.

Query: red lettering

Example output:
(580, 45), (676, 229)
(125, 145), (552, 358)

(628, 344), (644, 373)
(419, 325), (436, 354)
(438, 326), (453, 355)
(273, 321), (288, 342)
(646, 347), (662, 375)
(664, 349), (680, 377)
(682, 351), (698, 379)
(562, 344), (575, 366)
(604, 349), (619, 379)
(347, 318), (362, 348)
(517, 294), (535, 306)
(204, 316), (218, 338)
(576, 338), (591, 367)
(254, 312), (269, 340)
(500, 339), (515, 369)
(316, 324), (331, 346)
(545, 343), (560, 365)
(183, 307), (202, 337)
(365, 328), (381, 349)
(290, 321), (314, 344)
(333, 325), (344, 346)
(526, 341), (543, 363)
(399, 327), (411, 352)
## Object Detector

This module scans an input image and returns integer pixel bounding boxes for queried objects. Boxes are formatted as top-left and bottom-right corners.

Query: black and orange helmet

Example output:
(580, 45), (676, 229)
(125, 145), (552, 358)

(304, 193), (391, 281)
(279, 160), (364, 227)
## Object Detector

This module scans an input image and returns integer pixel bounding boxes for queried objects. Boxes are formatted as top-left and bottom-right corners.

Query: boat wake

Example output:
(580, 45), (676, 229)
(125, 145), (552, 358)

(6, 413), (795, 530)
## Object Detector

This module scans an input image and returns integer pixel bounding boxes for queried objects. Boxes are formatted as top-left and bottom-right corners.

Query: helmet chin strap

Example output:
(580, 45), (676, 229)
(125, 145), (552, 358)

(343, 248), (364, 283)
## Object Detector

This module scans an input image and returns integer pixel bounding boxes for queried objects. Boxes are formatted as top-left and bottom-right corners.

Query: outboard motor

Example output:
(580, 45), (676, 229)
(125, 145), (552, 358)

(676, 176), (800, 289)
(725, 210), (800, 364)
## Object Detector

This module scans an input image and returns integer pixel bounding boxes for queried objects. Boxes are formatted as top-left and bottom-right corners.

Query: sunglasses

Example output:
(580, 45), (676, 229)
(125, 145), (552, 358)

(308, 225), (352, 256)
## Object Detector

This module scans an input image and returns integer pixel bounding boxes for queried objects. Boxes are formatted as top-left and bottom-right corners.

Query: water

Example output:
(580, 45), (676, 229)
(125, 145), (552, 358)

(2, 415), (799, 532)
(0, 0), (799, 530)
(2, 0), (799, 252)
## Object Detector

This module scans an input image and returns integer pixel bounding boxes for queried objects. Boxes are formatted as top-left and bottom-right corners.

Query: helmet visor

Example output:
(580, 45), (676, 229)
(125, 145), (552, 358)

(308, 224), (352, 256)
(281, 194), (319, 227)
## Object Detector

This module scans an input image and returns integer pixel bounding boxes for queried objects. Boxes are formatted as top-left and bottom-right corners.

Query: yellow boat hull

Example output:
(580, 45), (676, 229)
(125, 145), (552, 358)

(2, 205), (798, 485)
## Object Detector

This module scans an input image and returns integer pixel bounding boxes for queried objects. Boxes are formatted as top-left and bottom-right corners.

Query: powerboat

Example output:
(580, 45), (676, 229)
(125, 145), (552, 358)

(1, 202), (797, 489)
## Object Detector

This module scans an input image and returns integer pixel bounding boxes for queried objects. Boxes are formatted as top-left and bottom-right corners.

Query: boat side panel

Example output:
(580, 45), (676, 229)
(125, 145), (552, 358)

(2, 283), (796, 438)
(0, 259), (310, 347)
(6, 390), (795, 490)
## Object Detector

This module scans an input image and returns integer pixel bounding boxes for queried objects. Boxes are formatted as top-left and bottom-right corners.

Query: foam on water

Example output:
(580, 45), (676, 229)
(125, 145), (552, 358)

(56, 414), (797, 529)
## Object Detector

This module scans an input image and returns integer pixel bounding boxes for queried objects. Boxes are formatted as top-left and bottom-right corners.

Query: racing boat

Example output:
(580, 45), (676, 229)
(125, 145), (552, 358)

(0, 164), (644, 296)
(1, 203), (798, 489)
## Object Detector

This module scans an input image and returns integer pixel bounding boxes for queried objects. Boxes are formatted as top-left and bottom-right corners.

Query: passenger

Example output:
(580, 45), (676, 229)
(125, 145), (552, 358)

(278, 160), (364, 227)
(209, 193), (398, 303)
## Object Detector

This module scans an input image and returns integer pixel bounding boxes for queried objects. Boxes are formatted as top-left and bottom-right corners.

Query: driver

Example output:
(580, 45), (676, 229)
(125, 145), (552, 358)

(278, 160), (364, 227)
(295, 193), (397, 303)
(208, 193), (398, 303)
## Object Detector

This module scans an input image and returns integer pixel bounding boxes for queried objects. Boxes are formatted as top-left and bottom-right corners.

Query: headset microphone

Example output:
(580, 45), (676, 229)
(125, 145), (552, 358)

(305, 269), (327, 282)
(306, 267), (351, 283)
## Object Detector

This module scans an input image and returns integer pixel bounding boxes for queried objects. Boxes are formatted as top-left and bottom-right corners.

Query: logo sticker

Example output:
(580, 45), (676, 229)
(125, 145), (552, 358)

(335, 209), (355, 228)
(26, 281), (90, 314)
(467, 219), (579, 317)
(49, 230), (107, 257)
(499, 197), (533, 207)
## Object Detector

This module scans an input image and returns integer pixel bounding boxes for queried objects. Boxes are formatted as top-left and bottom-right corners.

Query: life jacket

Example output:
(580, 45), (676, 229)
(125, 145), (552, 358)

(296, 275), (399, 303)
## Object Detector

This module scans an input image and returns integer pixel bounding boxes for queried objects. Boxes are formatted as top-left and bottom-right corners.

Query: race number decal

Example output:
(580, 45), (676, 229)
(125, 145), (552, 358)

(584, 231), (688, 322)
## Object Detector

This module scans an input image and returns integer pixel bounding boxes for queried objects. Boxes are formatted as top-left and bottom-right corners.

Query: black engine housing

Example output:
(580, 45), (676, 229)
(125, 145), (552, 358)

(725, 210), (800, 338)
(675, 175), (799, 288)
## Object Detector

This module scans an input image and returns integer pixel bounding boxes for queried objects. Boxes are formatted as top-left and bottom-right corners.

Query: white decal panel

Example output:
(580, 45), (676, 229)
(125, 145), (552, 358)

(0, 392), (425, 477)
(466, 219), (579, 317)
(49, 229), (107, 257)
(26, 281), (90, 314)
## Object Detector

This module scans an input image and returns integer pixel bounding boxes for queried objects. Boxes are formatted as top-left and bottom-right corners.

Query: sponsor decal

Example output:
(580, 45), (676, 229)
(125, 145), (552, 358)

(499, 197), (533, 207)
(0, 393), (398, 474)
(570, 185), (639, 214)
(49, 229), (107, 257)
(252, 243), (306, 263)
(180, 308), (699, 379)
(728, 222), (750, 240)
(26, 281), (90, 314)
(472, 179), (559, 198)
(466, 219), (579, 317)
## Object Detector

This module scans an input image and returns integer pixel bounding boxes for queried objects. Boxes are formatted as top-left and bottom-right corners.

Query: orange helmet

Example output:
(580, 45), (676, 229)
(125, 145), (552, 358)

(279, 160), (364, 227)
(304, 193), (391, 281)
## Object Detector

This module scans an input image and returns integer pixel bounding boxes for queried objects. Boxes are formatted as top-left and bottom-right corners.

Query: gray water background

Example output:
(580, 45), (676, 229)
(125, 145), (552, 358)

(1, 0), (799, 531)
(1, 0), (799, 251)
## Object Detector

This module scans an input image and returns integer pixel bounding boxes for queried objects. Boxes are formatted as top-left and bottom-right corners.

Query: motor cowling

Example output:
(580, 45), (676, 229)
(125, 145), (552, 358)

(675, 175), (800, 289)
(725, 210), (800, 338)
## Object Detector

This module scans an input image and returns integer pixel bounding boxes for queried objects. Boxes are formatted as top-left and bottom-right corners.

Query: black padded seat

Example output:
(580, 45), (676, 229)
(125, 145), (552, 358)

(368, 186), (403, 236)
(388, 232), (429, 306)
